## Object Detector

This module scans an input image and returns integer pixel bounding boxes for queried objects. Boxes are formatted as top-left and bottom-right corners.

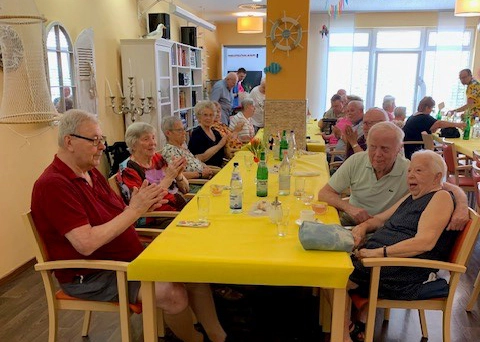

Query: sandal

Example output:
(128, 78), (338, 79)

(349, 321), (365, 342)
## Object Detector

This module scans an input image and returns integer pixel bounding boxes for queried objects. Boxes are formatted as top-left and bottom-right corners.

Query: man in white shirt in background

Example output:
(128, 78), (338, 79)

(250, 78), (265, 133)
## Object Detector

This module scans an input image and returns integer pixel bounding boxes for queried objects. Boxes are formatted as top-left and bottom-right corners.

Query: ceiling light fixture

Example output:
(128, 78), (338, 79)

(237, 16), (263, 34)
(169, 3), (216, 31)
(455, 0), (480, 16)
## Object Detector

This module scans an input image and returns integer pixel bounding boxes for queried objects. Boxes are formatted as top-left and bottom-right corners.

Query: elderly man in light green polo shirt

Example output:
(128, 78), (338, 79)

(318, 121), (469, 230)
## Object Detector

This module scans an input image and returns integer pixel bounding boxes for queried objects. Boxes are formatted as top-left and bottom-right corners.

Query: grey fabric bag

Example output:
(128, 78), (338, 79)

(298, 221), (354, 252)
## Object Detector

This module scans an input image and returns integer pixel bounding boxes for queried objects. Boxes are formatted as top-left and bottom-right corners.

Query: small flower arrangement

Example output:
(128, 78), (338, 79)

(247, 137), (265, 162)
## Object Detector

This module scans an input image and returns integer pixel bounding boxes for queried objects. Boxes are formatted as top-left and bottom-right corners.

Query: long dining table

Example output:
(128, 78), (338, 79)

(241, 123), (326, 153)
(433, 134), (480, 158)
(128, 151), (353, 342)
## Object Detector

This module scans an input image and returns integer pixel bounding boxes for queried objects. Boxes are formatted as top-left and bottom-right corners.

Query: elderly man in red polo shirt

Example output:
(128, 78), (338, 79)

(31, 110), (227, 342)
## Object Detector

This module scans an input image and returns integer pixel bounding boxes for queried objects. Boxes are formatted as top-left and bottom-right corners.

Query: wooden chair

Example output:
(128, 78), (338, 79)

(442, 139), (475, 193)
(466, 161), (480, 311)
(23, 211), (165, 342)
(355, 208), (480, 342)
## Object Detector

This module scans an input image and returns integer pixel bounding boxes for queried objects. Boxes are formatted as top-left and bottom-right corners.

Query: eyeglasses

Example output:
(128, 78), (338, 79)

(70, 134), (106, 146)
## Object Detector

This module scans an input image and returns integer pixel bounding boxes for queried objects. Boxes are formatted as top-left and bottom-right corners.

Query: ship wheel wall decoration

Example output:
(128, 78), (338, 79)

(269, 11), (308, 56)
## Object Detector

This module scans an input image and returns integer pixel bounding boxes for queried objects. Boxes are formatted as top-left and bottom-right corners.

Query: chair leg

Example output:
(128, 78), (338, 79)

(466, 272), (480, 311)
(443, 306), (452, 342)
(418, 309), (428, 338)
(47, 305), (58, 342)
(383, 308), (390, 321)
(157, 308), (165, 337)
(81, 311), (92, 337)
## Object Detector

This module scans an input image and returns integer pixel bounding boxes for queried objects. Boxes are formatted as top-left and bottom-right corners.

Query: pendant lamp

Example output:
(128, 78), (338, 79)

(455, 0), (480, 17)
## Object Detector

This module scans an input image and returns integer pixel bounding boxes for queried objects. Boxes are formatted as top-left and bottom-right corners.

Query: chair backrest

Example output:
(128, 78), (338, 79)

(23, 211), (49, 263)
(473, 162), (480, 211)
(421, 132), (434, 150)
(449, 208), (480, 266)
(441, 139), (457, 173)
(473, 150), (480, 163)
(108, 174), (122, 197)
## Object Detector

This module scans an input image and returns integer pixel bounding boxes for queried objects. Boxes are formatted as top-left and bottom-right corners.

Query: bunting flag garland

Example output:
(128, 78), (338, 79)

(326, 0), (350, 18)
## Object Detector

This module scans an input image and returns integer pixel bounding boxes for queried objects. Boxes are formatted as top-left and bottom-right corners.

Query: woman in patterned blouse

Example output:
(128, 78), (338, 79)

(161, 116), (215, 180)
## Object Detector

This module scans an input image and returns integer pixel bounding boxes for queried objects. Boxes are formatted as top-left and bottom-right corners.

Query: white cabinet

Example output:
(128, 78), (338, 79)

(120, 38), (174, 146)
(171, 41), (203, 131)
(120, 39), (203, 145)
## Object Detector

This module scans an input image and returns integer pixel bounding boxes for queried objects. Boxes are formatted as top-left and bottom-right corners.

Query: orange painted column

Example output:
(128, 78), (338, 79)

(264, 0), (310, 147)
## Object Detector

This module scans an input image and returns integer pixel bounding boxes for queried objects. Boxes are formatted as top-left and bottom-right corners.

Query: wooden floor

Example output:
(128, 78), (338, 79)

(1, 238), (480, 342)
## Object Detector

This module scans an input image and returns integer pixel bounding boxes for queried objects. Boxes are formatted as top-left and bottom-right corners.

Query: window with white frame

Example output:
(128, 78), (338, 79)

(46, 22), (76, 113)
(326, 27), (473, 115)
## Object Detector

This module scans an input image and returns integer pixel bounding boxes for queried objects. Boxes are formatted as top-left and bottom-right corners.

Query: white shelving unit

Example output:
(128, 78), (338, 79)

(120, 38), (174, 146)
(120, 39), (203, 145)
(171, 41), (203, 132)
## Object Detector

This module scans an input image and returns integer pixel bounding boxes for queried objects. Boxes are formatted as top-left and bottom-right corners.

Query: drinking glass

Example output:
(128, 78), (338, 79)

(276, 207), (290, 237)
(294, 177), (305, 199)
(244, 154), (254, 171)
(301, 191), (314, 205)
(197, 194), (210, 222)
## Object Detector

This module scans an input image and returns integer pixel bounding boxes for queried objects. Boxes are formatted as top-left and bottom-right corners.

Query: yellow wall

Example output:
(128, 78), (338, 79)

(0, 0), (205, 279)
(266, 0), (310, 100)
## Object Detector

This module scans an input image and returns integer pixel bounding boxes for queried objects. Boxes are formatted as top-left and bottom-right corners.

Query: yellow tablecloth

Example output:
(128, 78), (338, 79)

(306, 121), (326, 152)
(433, 134), (480, 158)
(129, 151), (351, 286)
(128, 151), (352, 341)
(241, 125), (325, 153)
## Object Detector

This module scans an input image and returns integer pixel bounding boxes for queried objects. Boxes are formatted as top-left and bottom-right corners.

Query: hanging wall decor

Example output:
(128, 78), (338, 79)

(326, 0), (350, 19)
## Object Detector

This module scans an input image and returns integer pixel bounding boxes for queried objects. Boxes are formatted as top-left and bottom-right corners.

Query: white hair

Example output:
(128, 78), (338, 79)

(411, 150), (447, 180)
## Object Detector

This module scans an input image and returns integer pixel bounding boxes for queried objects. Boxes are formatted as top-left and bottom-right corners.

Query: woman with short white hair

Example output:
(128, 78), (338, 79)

(188, 101), (228, 167)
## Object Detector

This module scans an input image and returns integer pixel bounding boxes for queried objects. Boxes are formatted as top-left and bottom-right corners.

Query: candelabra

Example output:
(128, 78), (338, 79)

(109, 77), (154, 122)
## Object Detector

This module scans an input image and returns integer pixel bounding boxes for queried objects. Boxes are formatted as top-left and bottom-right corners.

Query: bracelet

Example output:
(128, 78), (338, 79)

(352, 143), (359, 149)
(383, 245), (388, 257)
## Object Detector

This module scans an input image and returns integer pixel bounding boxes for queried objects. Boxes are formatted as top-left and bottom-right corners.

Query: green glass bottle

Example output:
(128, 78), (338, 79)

(279, 130), (288, 161)
(256, 151), (268, 197)
(463, 111), (471, 140)
(436, 109), (442, 120)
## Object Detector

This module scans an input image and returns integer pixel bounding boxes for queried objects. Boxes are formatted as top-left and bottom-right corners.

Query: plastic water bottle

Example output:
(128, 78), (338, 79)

(230, 162), (243, 213)
(287, 130), (297, 159)
(278, 151), (291, 195)
(473, 117), (480, 138)
(279, 130), (289, 160)
(256, 151), (268, 197)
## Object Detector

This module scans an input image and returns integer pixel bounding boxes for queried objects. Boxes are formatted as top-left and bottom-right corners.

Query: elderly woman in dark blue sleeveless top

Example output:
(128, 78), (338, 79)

(344, 150), (459, 342)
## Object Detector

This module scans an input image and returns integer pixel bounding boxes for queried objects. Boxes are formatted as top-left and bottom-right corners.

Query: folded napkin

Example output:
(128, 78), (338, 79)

(298, 222), (354, 252)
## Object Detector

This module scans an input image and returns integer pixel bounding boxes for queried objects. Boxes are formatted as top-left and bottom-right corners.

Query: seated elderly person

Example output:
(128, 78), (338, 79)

(393, 106), (407, 128)
(31, 109), (227, 342)
(344, 150), (459, 342)
(403, 96), (465, 159)
(161, 116), (215, 180)
(229, 97), (256, 143)
(343, 107), (388, 158)
(212, 101), (243, 158)
(117, 122), (189, 217)
(318, 121), (468, 229)
(189, 101), (228, 167)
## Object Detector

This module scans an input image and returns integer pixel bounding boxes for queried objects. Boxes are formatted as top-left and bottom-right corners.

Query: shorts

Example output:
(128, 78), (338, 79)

(60, 270), (141, 304)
